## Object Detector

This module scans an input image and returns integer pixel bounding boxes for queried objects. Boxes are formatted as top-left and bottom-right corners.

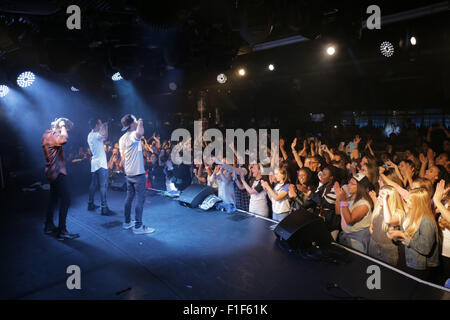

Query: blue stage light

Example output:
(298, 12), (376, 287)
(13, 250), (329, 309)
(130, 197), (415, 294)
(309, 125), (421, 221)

(71, 86), (80, 91)
(17, 71), (35, 88)
(112, 72), (122, 81)
(0, 85), (9, 97)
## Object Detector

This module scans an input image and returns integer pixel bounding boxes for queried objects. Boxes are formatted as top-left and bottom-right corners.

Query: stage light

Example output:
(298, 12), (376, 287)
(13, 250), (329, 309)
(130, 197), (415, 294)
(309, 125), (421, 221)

(169, 82), (177, 91)
(217, 73), (227, 84)
(238, 68), (246, 76)
(0, 85), (9, 97)
(268, 64), (275, 71)
(380, 41), (394, 57)
(17, 71), (35, 88)
(326, 46), (335, 55)
(112, 72), (122, 81)
(71, 86), (79, 92)
(334, 125), (337, 129)
(410, 36), (417, 46)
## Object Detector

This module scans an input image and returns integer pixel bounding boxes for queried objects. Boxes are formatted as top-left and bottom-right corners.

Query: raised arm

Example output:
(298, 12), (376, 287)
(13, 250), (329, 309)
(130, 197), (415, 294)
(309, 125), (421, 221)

(136, 118), (144, 140)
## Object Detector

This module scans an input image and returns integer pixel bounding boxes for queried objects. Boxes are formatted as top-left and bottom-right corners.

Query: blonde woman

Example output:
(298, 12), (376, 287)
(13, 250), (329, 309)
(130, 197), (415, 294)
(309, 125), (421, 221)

(368, 186), (406, 266)
(387, 188), (440, 280)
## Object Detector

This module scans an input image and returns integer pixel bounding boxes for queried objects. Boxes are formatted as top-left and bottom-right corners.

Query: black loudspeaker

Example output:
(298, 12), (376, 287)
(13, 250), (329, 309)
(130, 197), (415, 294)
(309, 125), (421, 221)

(178, 184), (215, 208)
(274, 209), (333, 250)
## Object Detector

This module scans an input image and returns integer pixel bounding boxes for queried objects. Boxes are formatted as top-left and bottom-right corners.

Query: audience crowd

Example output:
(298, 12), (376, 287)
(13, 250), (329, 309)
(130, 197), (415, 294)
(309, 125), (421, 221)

(67, 121), (450, 285)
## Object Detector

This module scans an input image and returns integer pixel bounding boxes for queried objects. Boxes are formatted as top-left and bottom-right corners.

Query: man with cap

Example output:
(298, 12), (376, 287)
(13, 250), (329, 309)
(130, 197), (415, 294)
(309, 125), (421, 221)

(87, 118), (114, 215)
(119, 114), (155, 234)
(41, 117), (80, 240)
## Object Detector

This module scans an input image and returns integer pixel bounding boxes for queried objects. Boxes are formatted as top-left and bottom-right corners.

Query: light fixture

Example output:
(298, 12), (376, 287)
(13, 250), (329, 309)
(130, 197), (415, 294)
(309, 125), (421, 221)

(17, 71), (35, 88)
(380, 41), (394, 57)
(0, 85), (9, 97)
(238, 68), (246, 76)
(169, 82), (177, 91)
(71, 86), (80, 92)
(217, 73), (227, 84)
(112, 72), (122, 81)
(326, 46), (335, 56)
(410, 36), (417, 46)
(268, 64), (275, 71)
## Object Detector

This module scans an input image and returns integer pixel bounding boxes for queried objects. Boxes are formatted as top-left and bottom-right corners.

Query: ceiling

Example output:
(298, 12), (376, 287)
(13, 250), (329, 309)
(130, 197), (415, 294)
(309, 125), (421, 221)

(0, 0), (449, 107)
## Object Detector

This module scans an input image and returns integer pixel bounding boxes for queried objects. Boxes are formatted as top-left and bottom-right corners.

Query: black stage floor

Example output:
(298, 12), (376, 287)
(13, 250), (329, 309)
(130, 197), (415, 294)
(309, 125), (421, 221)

(1, 189), (449, 300)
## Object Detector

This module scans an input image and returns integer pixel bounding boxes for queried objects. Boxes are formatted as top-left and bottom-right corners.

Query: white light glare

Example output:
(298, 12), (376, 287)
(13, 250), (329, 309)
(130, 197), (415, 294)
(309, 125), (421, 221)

(0, 85), (9, 97)
(238, 68), (246, 76)
(380, 41), (395, 57)
(268, 64), (275, 71)
(17, 71), (35, 88)
(410, 36), (417, 46)
(112, 72), (122, 81)
(217, 73), (227, 84)
(326, 46), (335, 55)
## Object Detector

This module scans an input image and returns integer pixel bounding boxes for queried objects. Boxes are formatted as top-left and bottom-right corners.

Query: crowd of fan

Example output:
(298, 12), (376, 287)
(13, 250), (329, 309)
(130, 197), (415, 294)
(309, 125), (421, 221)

(71, 122), (450, 285)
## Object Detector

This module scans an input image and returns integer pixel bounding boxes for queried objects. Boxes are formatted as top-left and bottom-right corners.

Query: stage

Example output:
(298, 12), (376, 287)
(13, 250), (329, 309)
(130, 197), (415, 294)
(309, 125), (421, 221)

(1, 189), (449, 300)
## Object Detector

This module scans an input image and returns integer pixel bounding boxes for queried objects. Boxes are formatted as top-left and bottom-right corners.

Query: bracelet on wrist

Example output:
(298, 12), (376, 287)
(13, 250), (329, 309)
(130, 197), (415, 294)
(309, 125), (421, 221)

(339, 201), (349, 208)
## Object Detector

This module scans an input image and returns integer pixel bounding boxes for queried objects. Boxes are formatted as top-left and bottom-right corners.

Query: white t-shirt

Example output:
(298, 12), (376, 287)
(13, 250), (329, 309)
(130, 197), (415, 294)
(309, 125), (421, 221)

(217, 174), (235, 205)
(271, 183), (291, 214)
(87, 130), (107, 172)
(119, 130), (145, 176)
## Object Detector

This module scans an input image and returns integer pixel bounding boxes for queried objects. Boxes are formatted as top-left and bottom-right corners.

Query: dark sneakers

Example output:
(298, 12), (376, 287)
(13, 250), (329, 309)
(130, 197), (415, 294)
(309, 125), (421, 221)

(101, 207), (115, 216)
(88, 203), (100, 211)
(44, 222), (58, 234)
(56, 229), (80, 241)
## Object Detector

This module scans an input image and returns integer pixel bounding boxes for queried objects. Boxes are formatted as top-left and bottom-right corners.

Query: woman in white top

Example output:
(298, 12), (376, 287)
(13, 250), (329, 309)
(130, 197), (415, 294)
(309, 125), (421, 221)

(262, 167), (291, 222)
(211, 164), (235, 205)
(239, 164), (269, 217)
(334, 173), (374, 253)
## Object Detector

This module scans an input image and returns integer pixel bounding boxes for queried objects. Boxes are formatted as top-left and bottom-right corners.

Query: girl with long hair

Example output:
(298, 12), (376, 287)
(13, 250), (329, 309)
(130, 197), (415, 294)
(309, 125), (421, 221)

(335, 173), (374, 253)
(262, 167), (291, 222)
(387, 188), (440, 280)
(368, 186), (406, 266)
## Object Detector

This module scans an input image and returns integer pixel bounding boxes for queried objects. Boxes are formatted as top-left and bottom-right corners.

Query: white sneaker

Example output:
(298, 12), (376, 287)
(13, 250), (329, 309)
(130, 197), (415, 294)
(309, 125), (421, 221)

(133, 225), (155, 235)
(122, 220), (136, 229)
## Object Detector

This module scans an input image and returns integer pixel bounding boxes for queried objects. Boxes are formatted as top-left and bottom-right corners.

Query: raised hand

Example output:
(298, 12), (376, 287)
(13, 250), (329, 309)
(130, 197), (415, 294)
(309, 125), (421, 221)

(291, 138), (297, 150)
(419, 153), (428, 164)
(433, 179), (449, 203)
(427, 148), (435, 163)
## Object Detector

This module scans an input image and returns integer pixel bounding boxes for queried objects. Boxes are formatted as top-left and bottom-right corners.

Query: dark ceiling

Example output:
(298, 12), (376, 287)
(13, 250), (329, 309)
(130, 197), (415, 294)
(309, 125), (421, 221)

(0, 0), (449, 111)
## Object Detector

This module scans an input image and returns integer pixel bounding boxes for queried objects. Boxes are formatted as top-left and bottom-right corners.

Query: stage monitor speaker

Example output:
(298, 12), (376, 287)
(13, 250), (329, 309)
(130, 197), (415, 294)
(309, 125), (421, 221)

(178, 184), (215, 208)
(274, 209), (333, 250)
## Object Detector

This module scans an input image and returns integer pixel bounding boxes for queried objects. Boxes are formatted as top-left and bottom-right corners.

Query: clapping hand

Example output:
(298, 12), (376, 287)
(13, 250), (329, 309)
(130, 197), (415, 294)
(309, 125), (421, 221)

(334, 181), (347, 201)
(433, 179), (449, 204)
(419, 153), (428, 164)
(291, 138), (297, 150)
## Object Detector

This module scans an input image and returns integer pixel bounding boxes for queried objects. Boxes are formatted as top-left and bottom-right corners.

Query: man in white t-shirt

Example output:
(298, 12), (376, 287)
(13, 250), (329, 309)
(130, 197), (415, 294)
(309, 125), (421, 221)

(119, 114), (155, 235)
(87, 118), (113, 215)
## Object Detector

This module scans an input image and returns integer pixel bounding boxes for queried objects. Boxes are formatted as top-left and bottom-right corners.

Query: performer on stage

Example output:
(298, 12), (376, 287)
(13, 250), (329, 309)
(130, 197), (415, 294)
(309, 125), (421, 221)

(87, 118), (114, 215)
(119, 114), (155, 234)
(41, 118), (80, 240)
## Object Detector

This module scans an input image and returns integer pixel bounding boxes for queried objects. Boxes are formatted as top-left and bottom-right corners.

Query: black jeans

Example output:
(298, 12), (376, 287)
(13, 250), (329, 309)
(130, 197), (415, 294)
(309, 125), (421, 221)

(88, 168), (108, 208)
(46, 174), (70, 231)
(124, 174), (146, 228)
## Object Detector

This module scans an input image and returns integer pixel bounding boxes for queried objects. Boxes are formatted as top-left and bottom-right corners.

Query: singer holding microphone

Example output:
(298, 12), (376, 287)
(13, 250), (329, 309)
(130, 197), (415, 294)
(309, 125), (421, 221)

(42, 117), (79, 240)
(119, 114), (155, 235)
(87, 118), (114, 215)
